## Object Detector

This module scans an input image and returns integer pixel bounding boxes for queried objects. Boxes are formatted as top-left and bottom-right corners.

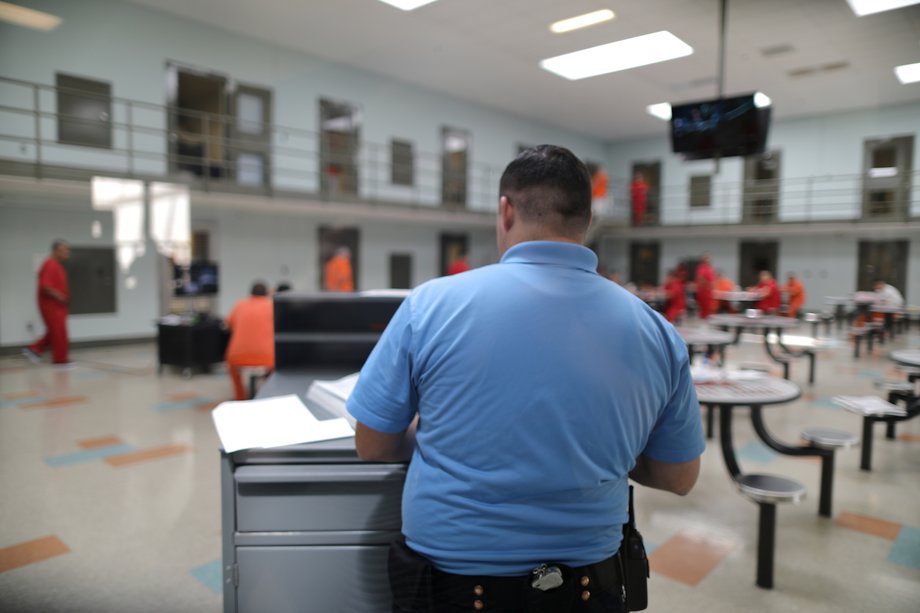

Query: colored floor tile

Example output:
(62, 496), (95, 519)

(45, 444), (137, 468)
(736, 440), (777, 465)
(2, 390), (41, 400)
(0, 397), (47, 409)
(78, 435), (124, 450)
(152, 398), (213, 412)
(888, 526), (920, 570)
(190, 559), (223, 594)
(648, 532), (735, 586)
(810, 397), (842, 410)
(0, 536), (70, 573)
(104, 444), (192, 467)
(19, 395), (88, 410)
(898, 433), (920, 443)
(835, 512), (902, 540)
(856, 370), (884, 379)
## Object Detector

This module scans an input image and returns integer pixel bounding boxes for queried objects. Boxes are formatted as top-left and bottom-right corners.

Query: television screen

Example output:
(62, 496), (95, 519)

(174, 262), (219, 296)
(670, 94), (770, 160)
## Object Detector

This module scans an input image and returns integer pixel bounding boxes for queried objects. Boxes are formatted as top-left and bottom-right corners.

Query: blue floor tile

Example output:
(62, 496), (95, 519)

(152, 398), (212, 412)
(737, 440), (777, 465)
(811, 397), (841, 411)
(44, 444), (137, 467)
(888, 525), (920, 570)
(1, 396), (47, 408)
(191, 560), (223, 594)
(857, 370), (883, 379)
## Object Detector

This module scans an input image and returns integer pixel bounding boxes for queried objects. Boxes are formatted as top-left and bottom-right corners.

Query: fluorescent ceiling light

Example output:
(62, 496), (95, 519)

(0, 1), (61, 31)
(894, 62), (920, 84)
(377, 0), (440, 10)
(753, 91), (772, 108)
(869, 167), (898, 178)
(846, 0), (920, 16)
(550, 9), (615, 34)
(540, 31), (693, 80)
(646, 103), (672, 121)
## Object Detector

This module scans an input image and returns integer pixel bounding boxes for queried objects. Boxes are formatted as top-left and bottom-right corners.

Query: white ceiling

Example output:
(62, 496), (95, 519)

(122, 0), (920, 140)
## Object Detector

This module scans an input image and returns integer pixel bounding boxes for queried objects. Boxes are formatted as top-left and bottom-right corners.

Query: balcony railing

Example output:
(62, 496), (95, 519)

(1, 76), (917, 227)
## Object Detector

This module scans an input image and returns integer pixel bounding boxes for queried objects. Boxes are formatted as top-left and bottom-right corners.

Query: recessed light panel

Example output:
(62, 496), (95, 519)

(646, 103), (672, 121)
(0, 1), (61, 31)
(895, 62), (920, 84)
(550, 9), (615, 34)
(540, 31), (693, 80)
(377, 0), (440, 10)
(753, 92), (772, 108)
(846, 0), (920, 16)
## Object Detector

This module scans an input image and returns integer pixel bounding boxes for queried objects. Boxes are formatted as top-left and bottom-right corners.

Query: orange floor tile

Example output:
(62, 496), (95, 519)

(77, 435), (124, 449)
(835, 512), (902, 540)
(649, 532), (735, 586)
(19, 395), (88, 409)
(104, 444), (192, 467)
(0, 536), (70, 574)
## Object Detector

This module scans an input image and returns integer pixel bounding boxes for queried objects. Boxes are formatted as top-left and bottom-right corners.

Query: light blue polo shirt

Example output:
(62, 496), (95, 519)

(347, 240), (704, 576)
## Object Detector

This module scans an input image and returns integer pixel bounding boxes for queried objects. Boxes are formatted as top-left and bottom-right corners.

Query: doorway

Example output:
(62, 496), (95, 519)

(318, 227), (360, 291)
(320, 99), (361, 198)
(389, 253), (412, 289)
(439, 233), (468, 277)
(629, 241), (660, 287)
(857, 241), (909, 293)
(738, 241), (779, 288)
(743, 151), (781, 223)
(630, 161), (661, 226)
(228, 84), (272, 187)
(168, 66), (227, 179)
(862, 136), (913, 220)
(442, 127), (470, 207)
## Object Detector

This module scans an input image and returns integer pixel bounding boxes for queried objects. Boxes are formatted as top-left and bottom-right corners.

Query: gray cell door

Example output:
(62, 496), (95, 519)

(442, 127), (470, 207)
(743, 151), (781, 223)
(56, 73), (112, 149)
(229, 84), (272, 187)
(66, 247), (116, 315)
(631, 161), (661, 226)
(320, 99), (361, 197)
(862, 136), (913, 221)
(629, 241), (660, 287)
(739, 241), (779, 288)
(857, 241), (909, 293)
(389, 254), (412, 289)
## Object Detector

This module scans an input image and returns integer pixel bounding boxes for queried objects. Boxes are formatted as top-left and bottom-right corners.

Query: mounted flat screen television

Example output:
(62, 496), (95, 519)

(670, 93), (771, 160)
(174, 262), (219, 296)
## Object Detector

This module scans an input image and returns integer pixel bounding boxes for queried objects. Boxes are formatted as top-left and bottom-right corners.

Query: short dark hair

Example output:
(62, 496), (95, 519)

(52, 239), (68, 251)
(275, 281), (292, 293)
(251, 281), (268, 296)
(499, 145), (592, 232)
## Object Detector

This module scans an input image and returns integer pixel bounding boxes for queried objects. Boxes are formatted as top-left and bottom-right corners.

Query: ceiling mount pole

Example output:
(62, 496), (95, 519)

(714, 0), (728, 174)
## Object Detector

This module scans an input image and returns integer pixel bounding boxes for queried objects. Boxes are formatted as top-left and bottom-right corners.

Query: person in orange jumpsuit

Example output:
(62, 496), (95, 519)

(324, 246), (355, 292)
(25, 239), (71, 364)
(630, 172), (649, 226)
(713, 270), (737, 314)
(752, 271), (781, 313)
(225, 281), (275, 401)
(782, 272), (806, 318)
(447, 251), (470, 276)
(663, 270), (686, 323)
(695, 254), (716, 320)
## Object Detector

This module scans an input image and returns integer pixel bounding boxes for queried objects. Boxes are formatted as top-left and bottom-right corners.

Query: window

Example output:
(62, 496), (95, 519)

(56, 73), (112, 149)
(689, 174), (711, 208)
(441, 126), (470, 206)
(391, 139), (414, 186)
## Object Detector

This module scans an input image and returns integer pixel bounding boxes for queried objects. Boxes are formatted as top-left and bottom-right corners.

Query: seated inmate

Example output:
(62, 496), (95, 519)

(225, 281), (274, 400)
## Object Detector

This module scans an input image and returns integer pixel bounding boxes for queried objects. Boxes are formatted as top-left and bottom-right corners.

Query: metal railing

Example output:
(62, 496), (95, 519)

(1, 75), (917, 226)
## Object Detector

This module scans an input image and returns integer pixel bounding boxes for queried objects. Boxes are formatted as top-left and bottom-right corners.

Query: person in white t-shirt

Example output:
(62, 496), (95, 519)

(874, 280), (904, 307)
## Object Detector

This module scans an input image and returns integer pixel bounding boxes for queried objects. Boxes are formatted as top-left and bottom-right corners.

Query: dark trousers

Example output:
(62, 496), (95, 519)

(389, 541), (625, 613)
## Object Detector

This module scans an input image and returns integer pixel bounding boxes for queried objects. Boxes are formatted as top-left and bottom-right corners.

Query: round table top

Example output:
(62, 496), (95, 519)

(707, 313), (800, 329)
(853, 291), (878, 304)
(694, 375), (801, 405)
(714, 290), (762, 301)
(889, 350), (920, 367)
(635, 289), (666, 303)
(870, 304), (904, 314)
(678, 328), (734, 345)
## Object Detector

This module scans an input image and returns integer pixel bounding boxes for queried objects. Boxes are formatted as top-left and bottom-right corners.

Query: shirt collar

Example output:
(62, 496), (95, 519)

(500, 241), (598, 273)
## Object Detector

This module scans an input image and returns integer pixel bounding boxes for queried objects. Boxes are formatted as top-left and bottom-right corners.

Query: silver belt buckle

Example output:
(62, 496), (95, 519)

(530, 563), (564, 591)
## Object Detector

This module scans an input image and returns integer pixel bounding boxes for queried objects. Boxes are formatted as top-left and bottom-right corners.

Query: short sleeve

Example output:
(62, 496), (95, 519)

(346, 298), (418, 433)
(642, 336), (706, 463)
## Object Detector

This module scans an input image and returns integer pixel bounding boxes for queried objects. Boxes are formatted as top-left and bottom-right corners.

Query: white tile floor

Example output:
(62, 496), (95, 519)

(1, 323), (918, 612)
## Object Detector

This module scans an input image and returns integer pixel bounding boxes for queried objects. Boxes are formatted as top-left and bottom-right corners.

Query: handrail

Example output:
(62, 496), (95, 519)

(0, 75), (917, 225)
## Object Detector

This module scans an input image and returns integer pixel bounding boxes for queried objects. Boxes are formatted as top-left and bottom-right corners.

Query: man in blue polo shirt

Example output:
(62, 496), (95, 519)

(347, 145), (705, 612)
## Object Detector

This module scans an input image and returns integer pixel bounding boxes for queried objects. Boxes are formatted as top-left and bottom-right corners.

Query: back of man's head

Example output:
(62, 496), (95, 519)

(251, 281), (268, 297)
(499, 145), (592, 237)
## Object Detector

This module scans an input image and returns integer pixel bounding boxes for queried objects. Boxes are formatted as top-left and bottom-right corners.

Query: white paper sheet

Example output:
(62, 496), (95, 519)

(211, 394), (354, 452)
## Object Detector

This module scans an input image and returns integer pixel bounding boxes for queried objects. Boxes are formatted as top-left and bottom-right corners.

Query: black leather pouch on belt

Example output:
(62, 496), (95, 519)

(620, 485), (650, 611)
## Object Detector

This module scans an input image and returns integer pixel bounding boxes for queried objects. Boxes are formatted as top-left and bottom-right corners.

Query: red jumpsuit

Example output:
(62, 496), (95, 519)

(664, 278), (686, 323)
(755, 279), (781, 313)
(29, 257), (70, 363)
(630, 179), (649, 226)
(695, 262), (716, 320)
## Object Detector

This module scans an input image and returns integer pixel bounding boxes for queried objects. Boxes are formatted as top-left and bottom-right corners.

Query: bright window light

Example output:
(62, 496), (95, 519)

(150, 182), (191, 266)
(846, 0), (920, 16)
(869, 167), (898, 178)
(377, 0), (440, 10)
(540, 31), (693, 80)
(753, 92), (772, 108)
(894, 62), (920, 84)
(646, 103), (672, 120)
(0, 1), (61, 31)
(550, 9), (615, 34)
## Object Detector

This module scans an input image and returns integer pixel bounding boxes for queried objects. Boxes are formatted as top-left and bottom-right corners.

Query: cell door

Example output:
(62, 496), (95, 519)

(631, 161), (661, 225)
(738, 241), (779, 288)
(629, 241), (660, 287)
(389, 254), (412, 289)
(857, 241), (908, 293)
(229, 84), (272, 187)
(743, 151), (781, 223)
(439, 233), (468, 277)
(442, 127), (470, 207)
(862, 136), (913, 220)
(320, 99), (361, 197)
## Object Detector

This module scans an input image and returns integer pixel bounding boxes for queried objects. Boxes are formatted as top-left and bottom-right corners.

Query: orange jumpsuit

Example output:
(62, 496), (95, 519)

(714, 277), (736, 313)
(324, 254), (354, 292)
(29, 257), (70, 363)
(783, 278), (806, 318)
(225, 296), (275, 400)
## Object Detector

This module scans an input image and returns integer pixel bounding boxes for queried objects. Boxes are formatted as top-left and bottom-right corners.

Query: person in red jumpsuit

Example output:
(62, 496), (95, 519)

(25, 239), (71, 364)
(663, 270), (686, 323)
(695, 254), (716, 320)
(447, 251), (471, 276)
(752, 270), (781, 313)
(630, 172), (649, 226)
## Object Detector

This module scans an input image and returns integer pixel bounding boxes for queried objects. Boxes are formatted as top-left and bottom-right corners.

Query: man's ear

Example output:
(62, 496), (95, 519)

(499, 196), (514, 233)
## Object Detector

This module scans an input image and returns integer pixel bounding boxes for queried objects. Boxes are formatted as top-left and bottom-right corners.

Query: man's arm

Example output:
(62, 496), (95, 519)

(354, 416), (418, 463)
(41, 286), (68, 303)
(629, 453), (700, 496)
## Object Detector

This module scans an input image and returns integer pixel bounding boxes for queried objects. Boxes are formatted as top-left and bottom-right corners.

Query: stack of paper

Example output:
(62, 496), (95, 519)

(211, 394), (354, 452)
(306, 373), (360, 427)
(831, 395), (906, 416)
